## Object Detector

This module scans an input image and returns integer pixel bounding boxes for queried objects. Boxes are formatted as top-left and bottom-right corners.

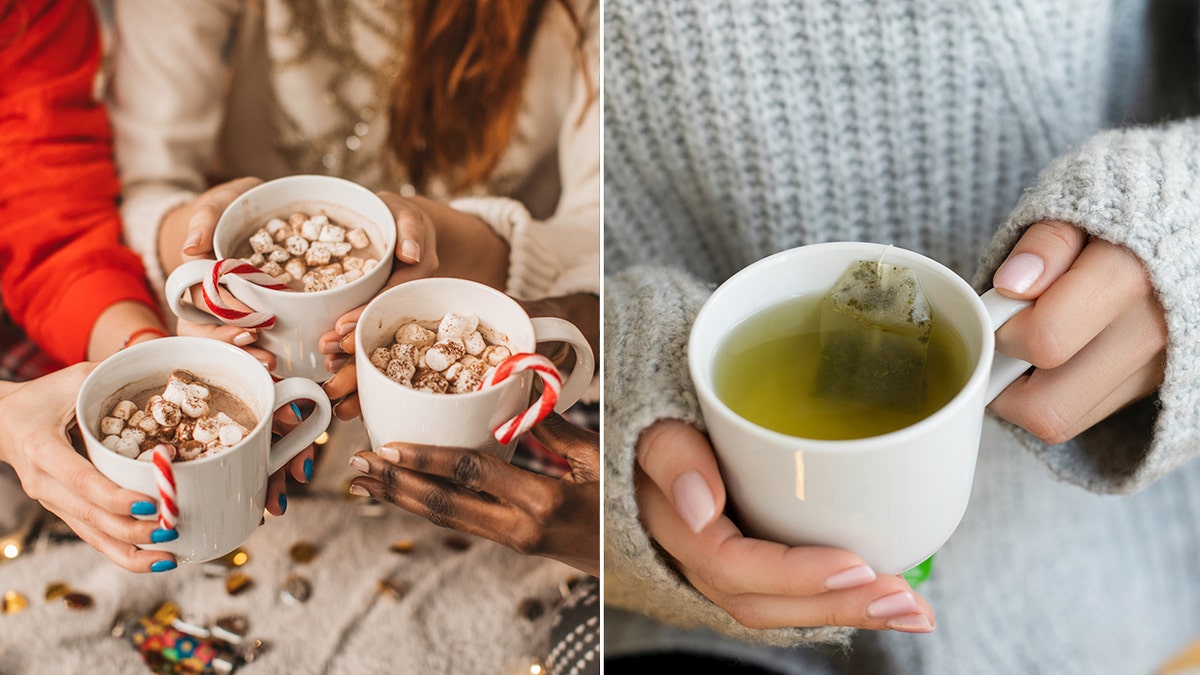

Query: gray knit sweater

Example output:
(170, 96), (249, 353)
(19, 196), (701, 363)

(603, 0), (1200, 648)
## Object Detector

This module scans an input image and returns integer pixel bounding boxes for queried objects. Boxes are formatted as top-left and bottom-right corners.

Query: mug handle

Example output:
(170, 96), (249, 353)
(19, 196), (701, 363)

(980, 288), (1034, 403)
(165, 259), (224, 326)
(530, 317), (596, 412)
(266, 377), (333, 475)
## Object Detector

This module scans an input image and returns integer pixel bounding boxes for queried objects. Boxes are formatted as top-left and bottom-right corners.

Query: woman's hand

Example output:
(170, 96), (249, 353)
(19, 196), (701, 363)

(989, 221), (1167, 442)
(635, 419), (935, 632)
(376, 192), (510, 291)
(0, 364), (177, 573)
(347, 412), (599, 577)
(158, 176), (263, 274)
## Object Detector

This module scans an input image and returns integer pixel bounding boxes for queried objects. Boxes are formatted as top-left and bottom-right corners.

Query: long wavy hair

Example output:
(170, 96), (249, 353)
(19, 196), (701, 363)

(387, 0), (591, 193)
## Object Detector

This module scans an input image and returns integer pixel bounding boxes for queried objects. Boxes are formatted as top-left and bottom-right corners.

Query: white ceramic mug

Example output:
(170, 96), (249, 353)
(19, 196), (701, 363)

(165, 175), (397, 381)
(355, 278), (596, 461)
(76, 337), (333, 563)
(688, 242), (1031, 574)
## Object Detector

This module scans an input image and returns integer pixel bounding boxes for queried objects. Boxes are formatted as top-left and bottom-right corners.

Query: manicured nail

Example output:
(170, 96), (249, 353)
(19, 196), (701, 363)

(303, 458), (313, 482)
(337, 321), (357, 337)
(278, 493), (288, 513)
(994, 252), (1044, 294)
(400, 239), (421, 263)
(150, 559), (177, 573)
(151, 528), (179, 543)
(130, 501), (157, 516)
(289, 402), (304, 421)
(378, 445), (400, 462)
(825, 565), (877, 590)
(183, 231), (202, 251)
(233, 331), (255, 346)
(349, 455), (370, 472)
(348, 483), (369, 497)
(672, 471), (716, 533)
(328, 357), (349, 372)
(867, 591), (920, 619)
(885, 614), (935, 632)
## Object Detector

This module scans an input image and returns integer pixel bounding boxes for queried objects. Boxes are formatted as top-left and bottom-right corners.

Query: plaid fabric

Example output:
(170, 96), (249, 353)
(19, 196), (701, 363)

(511, 400), (600, 478)
(0, 315), (63, 382)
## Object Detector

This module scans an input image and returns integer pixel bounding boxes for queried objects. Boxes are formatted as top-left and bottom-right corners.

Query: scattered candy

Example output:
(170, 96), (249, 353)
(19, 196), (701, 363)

(518, 597), (545, 621)
(225, 572), (253, 596)
(63, 592), (94, 611)
(212, 615), (248, 645)
(44, 581), (70, 601)
(443, 536), (471, 552)
(376, 578), (407, 601)
(3, 590), (28, 614)
(389, 540), (415, 555)
(288, 541), (318, 564)
(279, 574), (311, 606)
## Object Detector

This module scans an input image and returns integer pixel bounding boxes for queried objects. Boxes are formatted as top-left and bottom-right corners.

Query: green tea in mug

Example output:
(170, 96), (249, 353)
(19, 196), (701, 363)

(712, 295), (972, 440)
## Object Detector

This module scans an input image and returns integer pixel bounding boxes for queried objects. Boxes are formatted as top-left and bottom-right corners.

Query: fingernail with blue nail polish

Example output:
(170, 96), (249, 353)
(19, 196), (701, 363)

(150, 559), (177, 573)
(151, 528), (179, 543)
(279, 493), (288, 513)
(131, 501), (157, 516)
(304, 458), (313, 482)
(290, 402), (304, 421)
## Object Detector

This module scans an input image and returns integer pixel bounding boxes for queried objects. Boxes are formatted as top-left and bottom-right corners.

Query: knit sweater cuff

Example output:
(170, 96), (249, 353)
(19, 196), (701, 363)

(450, 196), (600, 300)
(119, 184), (197, 311)
(603, 266), (853, 648)
(972, 118), (1200, 495)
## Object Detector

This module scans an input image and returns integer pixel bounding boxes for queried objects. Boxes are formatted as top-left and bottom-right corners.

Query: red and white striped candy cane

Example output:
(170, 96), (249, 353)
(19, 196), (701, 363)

(151, 444), (179, 530)
(477, 352), (562, 445)
(201, 259), (288, 329)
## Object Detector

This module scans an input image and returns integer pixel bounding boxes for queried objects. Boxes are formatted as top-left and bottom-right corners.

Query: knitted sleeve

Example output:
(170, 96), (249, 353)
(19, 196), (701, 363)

(602, 266), (854, 648)
(108, 0), (241, 303)
(973, 117), (1200, 495)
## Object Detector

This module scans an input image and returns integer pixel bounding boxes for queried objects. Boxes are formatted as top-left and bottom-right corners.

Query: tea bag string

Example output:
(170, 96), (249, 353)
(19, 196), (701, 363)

(877, 244), (895, 290)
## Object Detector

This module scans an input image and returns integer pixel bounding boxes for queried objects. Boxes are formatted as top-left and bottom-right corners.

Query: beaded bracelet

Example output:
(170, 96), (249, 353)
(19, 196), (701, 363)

(122, 327), (169, 350)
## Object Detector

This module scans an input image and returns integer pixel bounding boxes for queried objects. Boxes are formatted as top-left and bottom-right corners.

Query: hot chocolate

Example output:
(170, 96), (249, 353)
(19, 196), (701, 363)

(233, 206), (383, 292)
(368, 312), (512, 395)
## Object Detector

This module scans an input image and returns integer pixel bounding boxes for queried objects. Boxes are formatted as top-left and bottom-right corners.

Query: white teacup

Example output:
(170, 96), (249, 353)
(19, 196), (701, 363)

(76, 337), (332, 563)
(355, 278), (596, 461)
(688, 242), (1031, 574)
(165, 175), (396, 381)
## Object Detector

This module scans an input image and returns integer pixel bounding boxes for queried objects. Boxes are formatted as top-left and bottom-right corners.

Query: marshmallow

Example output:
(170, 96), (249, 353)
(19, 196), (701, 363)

(347, 228), (370, 249)
(268, 246), (291, 264)
(151, 399), (182, 427)
(437, 313), (479, 343)
(412, 369), (449, 394)
(305, 245), (332, 267)
(318, 224), (346, 243)
(285, 235), (309, 256)
(343, 256), (364, 272)
(288, 212), (308, 228)
(395, 323), (436, 348)
(260, 260), (283, 277)
(249, 230), (275, 254)
(192, 416), (220, 444)
(115, 436), (141, 458)
(285, 258), (307, 279)
(425, 340), (466, 372)
(266, 218), (289, 236)
(481, 344), (512, 367)
(100, 416), (125, 436)
(112, 400), (137, 421)
(385, 358), (415, 385)
(363, 259), (379, 273)
(463, 331), (486, 356)
(370, 347), (392, 370)
(247, 252), (267, 268)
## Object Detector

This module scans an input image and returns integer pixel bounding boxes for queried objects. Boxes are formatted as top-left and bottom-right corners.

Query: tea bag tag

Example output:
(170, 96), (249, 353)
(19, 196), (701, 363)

(814, 250), (933, 412)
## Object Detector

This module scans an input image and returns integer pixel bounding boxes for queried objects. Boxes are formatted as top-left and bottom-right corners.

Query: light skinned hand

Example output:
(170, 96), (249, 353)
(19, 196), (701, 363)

(989, 221), (1167, 442)
(348, 412), (600, 577)
(0, 364), (176, 573)
(636, 419), (935, 633)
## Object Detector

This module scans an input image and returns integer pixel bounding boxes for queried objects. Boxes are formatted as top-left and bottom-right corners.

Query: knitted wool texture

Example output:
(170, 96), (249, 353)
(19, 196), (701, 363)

(603, 0), (1200, 647)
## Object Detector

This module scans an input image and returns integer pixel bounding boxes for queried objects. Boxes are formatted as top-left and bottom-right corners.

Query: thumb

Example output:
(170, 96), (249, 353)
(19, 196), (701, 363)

(529, 412), (599, 481)
(991, 220), (1088, 299)
(635, 419), (726, 534)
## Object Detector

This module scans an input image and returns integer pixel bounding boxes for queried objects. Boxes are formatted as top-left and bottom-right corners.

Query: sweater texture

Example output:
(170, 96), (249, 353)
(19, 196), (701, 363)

(604, 0), (1200, 654)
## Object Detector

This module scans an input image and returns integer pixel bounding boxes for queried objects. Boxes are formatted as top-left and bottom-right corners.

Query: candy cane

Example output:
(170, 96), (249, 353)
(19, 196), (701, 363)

(152, 444), (179, 531)
(200, 259), (288, 329)
(477, 353), (562, 445)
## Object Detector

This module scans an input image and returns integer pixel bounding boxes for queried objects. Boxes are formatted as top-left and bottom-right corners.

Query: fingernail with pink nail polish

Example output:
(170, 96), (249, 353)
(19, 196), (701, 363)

(867, 591), (920, 619)
(183, 231), (202, 251)
(885, 614), (934, 632)
(233, 331), (255, 346)
(400, 239), (421, 263)
(994, 252), (1044, 294)
(825, 565), (876, 590)
(349, 455), (369, 472)
(673, 471), (716, 533)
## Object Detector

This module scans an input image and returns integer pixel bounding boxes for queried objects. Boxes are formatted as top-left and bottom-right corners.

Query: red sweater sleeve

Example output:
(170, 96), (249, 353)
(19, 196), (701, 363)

(0, 0), (157, 364)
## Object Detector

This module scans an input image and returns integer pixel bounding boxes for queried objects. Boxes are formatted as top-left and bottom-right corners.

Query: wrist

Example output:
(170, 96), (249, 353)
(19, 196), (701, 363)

(88, 301), (168, 361)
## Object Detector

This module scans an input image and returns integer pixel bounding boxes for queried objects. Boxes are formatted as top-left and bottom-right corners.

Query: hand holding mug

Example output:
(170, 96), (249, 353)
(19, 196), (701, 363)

(349, 412), (600, 577)
(0, 364), (174, 573)
(635, 418), (935, 632)
(987, 221), (1167, 442)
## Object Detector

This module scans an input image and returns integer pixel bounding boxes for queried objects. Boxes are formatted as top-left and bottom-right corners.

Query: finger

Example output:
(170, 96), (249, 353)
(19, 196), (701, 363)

(348, 470), (523, 541)
(56, 511), (177, 574)
(283, 446), (315, 484)
(991, 221), (1088, 299)
(33, 446), (160, 526)
(184, 177), (263, 256)
(367, 445), (545, 506)
(530, 412), (600, 481)
(635, 420), (726, 534)
(333, 394), (361, 421)
(322, 362), (358, 400)
(990, 329), (1164, 444)
(265, 469), (287, 516)
(637, 471), (876, 598)
(723, 583), (935, 633)
(336, 305), (366, 337)
(996, 240), (1151, 369)
(379, 193), (427, 264)
(185, 323), (260, 348)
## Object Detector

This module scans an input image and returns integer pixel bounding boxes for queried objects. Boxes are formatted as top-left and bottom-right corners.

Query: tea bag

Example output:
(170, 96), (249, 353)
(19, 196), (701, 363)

(814, 249), (932, 412)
